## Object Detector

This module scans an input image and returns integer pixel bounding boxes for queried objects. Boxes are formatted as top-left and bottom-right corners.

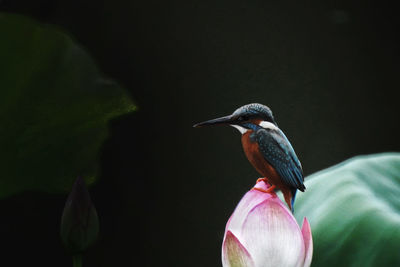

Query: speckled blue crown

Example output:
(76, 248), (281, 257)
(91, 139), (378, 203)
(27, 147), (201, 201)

(233, 103), (275, 123)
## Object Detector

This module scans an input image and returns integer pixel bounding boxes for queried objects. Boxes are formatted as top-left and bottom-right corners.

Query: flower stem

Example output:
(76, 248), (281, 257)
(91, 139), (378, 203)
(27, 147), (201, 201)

(72, 254), (82, 267)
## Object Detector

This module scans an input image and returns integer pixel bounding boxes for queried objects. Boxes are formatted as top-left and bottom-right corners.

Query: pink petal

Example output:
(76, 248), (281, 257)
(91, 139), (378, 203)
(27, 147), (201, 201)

(222, 231), (255, 267)
(240, 197), (305, 267)
(301, 218), (313, 267)
(225, 181), (274, 239)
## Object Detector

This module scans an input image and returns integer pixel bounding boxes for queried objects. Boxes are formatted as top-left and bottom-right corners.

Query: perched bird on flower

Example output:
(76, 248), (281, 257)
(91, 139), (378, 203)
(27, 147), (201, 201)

(222, 180), (313, 267)
(194, 103), (305, 212)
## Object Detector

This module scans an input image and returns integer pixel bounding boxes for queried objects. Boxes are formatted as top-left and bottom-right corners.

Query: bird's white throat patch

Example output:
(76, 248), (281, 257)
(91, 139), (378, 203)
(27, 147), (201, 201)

(259, 120), (279, 130)
(231, 121), (279, 134)
(230, 124), (248, 134)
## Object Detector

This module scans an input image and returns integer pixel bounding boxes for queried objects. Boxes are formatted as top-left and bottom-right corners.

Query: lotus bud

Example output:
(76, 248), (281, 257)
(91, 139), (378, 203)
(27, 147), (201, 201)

(60, 176), (99, 255)
(222, 180), (313, 267)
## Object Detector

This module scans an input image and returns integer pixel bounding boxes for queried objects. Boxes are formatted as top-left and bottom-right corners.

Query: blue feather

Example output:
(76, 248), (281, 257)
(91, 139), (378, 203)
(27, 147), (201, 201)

(255, 128), (305, 192)
(291, 189), (297, 212)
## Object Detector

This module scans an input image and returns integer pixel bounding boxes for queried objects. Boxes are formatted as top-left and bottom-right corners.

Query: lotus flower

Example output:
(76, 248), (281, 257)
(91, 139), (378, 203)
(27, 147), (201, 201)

(222, 180), (313, 267)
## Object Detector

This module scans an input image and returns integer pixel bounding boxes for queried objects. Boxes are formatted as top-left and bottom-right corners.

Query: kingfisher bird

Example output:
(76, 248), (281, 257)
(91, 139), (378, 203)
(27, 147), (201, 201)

(193, 103), (305, 212)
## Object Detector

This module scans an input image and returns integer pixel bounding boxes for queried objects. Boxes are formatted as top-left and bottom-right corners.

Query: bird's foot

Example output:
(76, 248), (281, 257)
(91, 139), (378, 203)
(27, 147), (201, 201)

(254, 177), (275, 194)
(256, 177), (269, 184)
(253, 184), (276, 194)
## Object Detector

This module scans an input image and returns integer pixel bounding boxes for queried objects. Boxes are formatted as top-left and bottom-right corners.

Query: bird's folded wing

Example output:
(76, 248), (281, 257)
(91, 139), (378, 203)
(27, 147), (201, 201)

(254, 128), (305, 191)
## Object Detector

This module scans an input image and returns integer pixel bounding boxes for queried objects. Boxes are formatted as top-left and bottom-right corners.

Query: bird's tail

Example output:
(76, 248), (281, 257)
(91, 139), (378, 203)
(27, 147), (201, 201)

(290, 188), (297, 213)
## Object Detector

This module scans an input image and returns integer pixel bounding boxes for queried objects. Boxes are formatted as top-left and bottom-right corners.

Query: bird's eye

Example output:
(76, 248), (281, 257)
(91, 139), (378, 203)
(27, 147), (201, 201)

(238, 115), (248, 121)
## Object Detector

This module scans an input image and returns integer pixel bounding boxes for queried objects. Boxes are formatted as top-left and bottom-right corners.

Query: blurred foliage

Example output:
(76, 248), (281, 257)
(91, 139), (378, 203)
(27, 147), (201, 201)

(295, 153), (400, 266)
(0, 13), (135, 198)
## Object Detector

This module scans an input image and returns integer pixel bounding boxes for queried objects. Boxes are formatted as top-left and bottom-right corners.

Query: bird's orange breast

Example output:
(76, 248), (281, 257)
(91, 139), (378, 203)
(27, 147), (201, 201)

(241, 131), (285, 189)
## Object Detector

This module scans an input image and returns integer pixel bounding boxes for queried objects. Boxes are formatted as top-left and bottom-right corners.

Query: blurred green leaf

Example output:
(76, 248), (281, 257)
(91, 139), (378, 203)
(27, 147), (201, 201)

(295, 153), (400, 266)
(0, 13), (135, 198)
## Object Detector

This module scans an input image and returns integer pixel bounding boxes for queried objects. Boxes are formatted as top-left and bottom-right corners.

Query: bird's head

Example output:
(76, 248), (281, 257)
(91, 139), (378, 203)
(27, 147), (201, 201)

(193, 103), (278, 134)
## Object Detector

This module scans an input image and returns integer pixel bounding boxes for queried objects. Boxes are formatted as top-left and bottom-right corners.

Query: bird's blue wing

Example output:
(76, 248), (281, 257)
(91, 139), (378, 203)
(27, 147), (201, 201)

(254, 128), (305, 191)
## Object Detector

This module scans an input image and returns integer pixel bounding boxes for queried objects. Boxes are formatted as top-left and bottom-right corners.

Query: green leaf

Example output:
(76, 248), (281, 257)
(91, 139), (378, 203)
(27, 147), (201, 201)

(295, 153), (400, 266)
(0, 13), (135, 198)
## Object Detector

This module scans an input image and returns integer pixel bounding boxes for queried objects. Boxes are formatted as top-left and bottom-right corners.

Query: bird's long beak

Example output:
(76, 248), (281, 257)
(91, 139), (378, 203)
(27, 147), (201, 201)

(193, 115), (234, 128)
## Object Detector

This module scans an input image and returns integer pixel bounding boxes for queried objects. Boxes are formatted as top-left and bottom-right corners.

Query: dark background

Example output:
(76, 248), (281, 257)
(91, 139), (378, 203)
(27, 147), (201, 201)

(0, 0), (399, 266)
